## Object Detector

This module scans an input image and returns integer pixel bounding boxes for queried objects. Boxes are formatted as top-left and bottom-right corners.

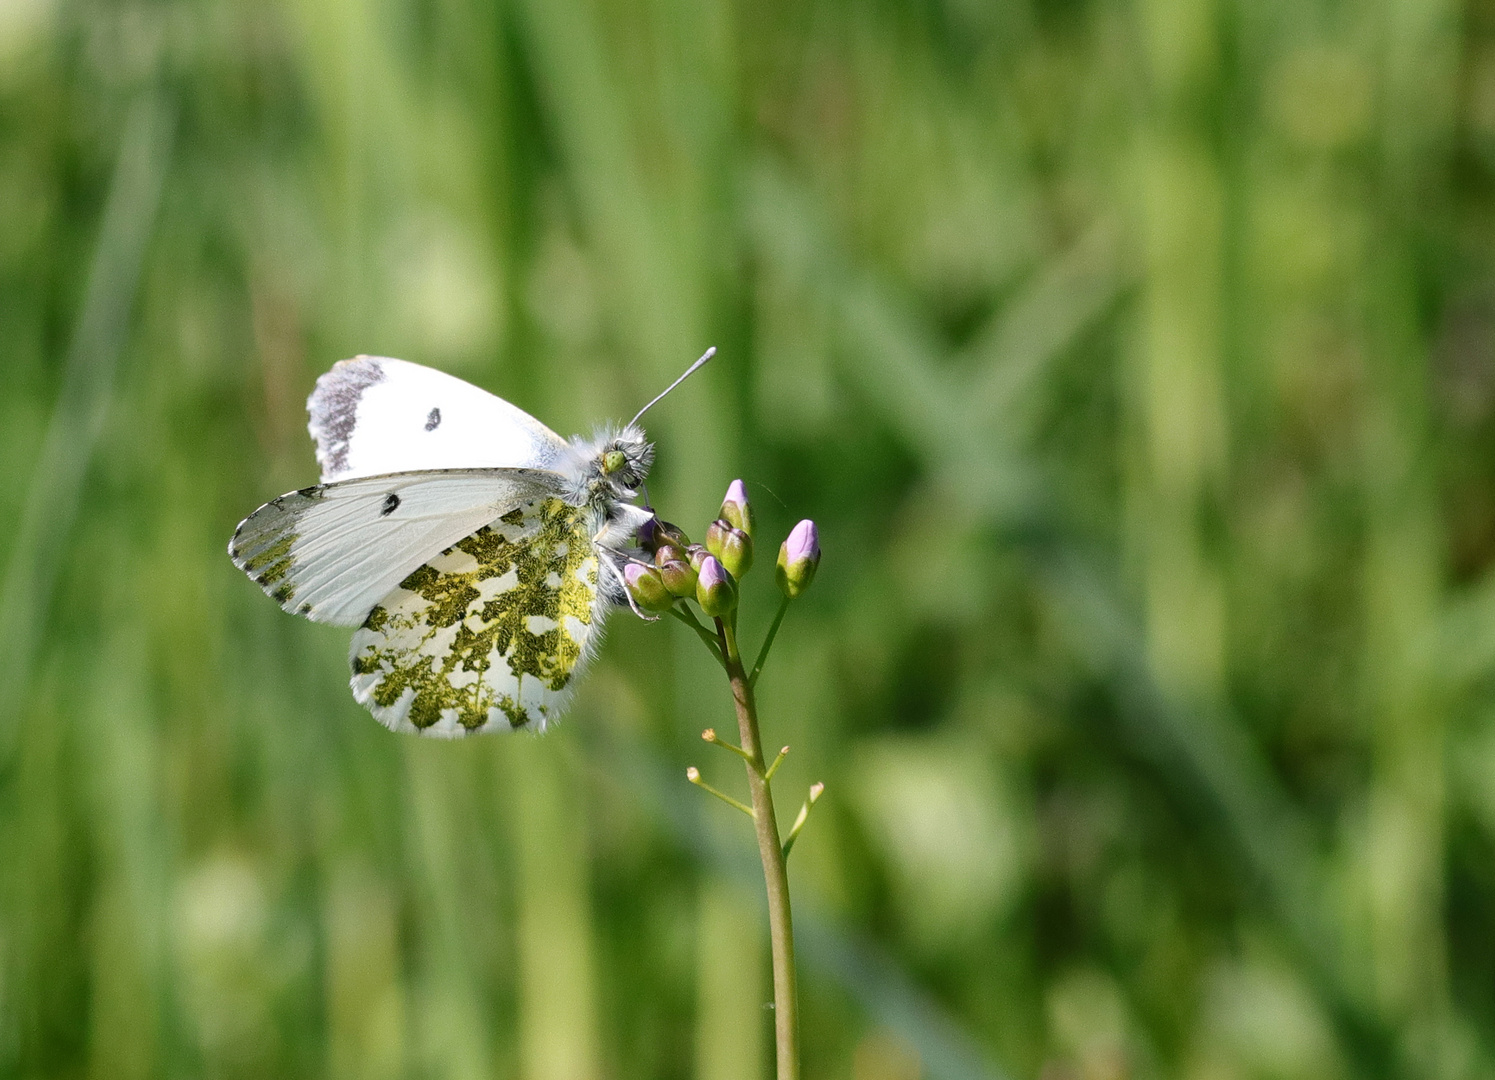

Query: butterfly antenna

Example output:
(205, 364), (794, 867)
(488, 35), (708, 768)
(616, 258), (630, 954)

(629, 347), (716, 428)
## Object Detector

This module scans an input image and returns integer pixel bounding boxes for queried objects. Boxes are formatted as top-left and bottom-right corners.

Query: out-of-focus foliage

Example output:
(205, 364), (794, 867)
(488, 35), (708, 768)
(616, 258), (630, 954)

(5, 0), (1495, 1078)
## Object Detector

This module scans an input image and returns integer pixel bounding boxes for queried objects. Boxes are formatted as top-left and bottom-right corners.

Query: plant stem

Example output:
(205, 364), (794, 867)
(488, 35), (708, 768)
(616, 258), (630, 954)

(716, 616), (799, 1080)
(749, 595), (792, 689)
(670, 606), (727, 669)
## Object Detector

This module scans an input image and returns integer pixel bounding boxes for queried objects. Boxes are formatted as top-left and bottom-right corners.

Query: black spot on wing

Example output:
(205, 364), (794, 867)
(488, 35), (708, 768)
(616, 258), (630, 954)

(425, 407), (441, 431)
(381, 492), (400, 516)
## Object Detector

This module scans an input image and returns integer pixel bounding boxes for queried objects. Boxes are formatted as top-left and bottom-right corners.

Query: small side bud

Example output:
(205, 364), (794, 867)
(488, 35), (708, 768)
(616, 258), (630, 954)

(695, 555), (738, 617)
(659, 556), (698, 598)
(775, 519), (820, 599)
(687, 544), (710, 571)
(706, 519), (728, 560)
(720, 479), (755, 538)
(624, 562), (675, 613)
(708, 519), (753, 579)
(654, 542), (687, 568)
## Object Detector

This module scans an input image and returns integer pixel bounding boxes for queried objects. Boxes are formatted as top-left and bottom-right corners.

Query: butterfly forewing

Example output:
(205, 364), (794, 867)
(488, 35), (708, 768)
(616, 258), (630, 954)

(309, 357), (569, 483)
(229, 469), (567, 626)
(348, 495), (602, 737)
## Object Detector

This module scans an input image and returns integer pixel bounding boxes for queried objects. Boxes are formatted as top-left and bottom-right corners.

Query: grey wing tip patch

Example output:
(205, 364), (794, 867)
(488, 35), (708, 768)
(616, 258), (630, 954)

(228, 487), (328, 618)
(307, 357), (388, 481)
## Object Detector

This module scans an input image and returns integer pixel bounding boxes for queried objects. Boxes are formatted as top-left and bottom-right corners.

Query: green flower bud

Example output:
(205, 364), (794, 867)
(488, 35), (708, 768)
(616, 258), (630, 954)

(775, 519), (820, 599)
(624, 562), (675, 613)
(687, 544), (710, 571)
(708, 519), (752, 579)
(706, 519), (727, 560)
(720, 479), (755, 538)
(695, 555), (737, 617)
(659, 556), (698, 598)
(654, 542), (687, 568)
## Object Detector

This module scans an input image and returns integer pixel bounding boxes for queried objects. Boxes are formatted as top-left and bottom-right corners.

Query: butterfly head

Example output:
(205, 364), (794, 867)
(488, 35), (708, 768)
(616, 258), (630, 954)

(574, 423), (653, 502)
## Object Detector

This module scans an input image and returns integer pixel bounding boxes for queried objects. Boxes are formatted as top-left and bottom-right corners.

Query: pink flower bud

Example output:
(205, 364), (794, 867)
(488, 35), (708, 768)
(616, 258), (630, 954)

(720, 479), (755, 538)
(775, 519), (820, 599)
(695, 555), (737, 617)
(624, 561), (675, 613)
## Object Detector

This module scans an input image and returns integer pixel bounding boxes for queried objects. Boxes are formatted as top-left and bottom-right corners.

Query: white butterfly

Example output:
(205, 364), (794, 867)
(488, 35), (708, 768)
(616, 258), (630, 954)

(229, 351), (711, 737)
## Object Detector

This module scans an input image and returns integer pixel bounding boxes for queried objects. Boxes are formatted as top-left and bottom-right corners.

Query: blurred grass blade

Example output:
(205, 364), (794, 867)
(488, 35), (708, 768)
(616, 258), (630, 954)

(744, 160), (1038, 522)
(1037, 551), (1403, 1079)
(961, 223), (1126, 439)
(794, 920), (1011, 1080)
(696, 878), (766, 1080)
(506, 738), (602, 1080)
(0, 95), (173, 757)
(404, 748), (494, 1080)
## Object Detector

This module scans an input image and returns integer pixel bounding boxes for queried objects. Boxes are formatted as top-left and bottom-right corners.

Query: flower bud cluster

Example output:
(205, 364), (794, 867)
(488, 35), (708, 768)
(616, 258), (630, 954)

(623, 479), (820, 618)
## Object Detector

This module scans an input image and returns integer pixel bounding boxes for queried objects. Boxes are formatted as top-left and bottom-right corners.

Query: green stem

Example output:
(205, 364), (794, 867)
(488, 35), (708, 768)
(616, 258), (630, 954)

(749, 595), (792, 689)
(716, 616), (799, 1080)
(669, 606), (727, 669)
(686, 767), (756, 818)
(781, 784), (823, 859)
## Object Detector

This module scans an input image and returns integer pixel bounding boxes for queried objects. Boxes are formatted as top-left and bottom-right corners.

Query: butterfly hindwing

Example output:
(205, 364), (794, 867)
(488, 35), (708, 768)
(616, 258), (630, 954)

(229, 469), (567, 626)
(308, 356), (570, 483)
(348, 496), (604, 737)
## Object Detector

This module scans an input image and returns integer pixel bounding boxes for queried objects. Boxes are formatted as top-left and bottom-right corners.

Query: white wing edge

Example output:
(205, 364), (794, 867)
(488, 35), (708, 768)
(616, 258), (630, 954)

(228, 468), (567, 627)
(307, 356), (570, 483)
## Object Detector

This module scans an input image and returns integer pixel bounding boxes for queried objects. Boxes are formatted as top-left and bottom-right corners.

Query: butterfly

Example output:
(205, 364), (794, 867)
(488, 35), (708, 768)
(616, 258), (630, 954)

(229, 350), (712, 738)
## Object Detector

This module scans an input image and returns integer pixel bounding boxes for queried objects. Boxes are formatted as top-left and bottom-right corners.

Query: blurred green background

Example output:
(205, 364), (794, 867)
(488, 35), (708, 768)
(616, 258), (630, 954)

(5, 0), (1495, 1077)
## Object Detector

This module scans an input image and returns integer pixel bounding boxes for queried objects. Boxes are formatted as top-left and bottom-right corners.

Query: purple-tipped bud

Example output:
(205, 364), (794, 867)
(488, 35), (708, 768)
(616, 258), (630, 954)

(659, 556), (698, 598)
(776, 519), (820, 599)
(624, 561), (675, 613)
(695, 555), (737, 617)
(687, 544), (710, 572)
(707, 518), (753, 579)
(638, 516), (690, 556)
(720, 479), (755, 538)
(637, 515), (663, 553)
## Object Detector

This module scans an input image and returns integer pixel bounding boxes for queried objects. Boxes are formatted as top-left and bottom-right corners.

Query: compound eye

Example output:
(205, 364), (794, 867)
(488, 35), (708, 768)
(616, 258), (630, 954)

(602, 449), (627, 475)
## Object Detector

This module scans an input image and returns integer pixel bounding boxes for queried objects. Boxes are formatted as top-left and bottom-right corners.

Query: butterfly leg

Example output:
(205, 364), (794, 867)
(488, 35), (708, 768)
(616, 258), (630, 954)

(598, 549), (661, 622)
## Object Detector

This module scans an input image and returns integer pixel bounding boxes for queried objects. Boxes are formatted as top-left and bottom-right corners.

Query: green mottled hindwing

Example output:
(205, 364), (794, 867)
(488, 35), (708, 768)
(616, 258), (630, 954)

(348, 496), (601, 736)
